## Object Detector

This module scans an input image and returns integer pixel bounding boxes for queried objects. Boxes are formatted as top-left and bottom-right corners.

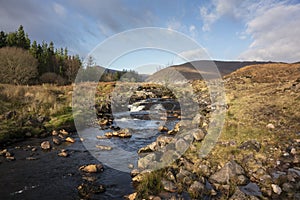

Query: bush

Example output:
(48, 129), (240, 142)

(40, 72), (66, 85)
(0, 47), (38, 84)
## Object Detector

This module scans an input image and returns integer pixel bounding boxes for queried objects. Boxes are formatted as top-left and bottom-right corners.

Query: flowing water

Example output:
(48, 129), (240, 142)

(0, 98), (180, 199)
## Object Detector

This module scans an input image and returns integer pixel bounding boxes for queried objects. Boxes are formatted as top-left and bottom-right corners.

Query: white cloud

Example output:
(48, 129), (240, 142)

(53, 3), (66, 16)
(239, 4), (300, 62)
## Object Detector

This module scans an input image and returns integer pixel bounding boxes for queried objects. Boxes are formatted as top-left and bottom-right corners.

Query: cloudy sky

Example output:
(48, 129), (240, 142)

(1, 0), (300, 70)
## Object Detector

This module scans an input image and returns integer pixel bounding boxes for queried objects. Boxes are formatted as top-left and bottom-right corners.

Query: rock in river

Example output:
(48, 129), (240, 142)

(79, 164), (104, 173)
(65, 137), (75, 143)
(40, 141), (51, 150)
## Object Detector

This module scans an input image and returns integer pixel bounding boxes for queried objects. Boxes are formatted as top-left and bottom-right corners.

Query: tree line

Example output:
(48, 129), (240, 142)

(0, 25), (81, 85)
(0, 25), (144, 85)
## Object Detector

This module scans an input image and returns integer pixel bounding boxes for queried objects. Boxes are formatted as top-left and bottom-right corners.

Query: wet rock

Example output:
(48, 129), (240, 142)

(209, 160), (245, 184)
(96, 145), (112, 150)
(59, 129), (69, 136)
(79, 164), (104, 173)
(0, 149), (7, 156)
(124, 192), (137, 200)
(188, 181), (205, 198)
(31, 147), (37, 152)
(128, 163), (134, 169)
(192, 129), (205, 141)
(6, 156), (15, 161)
(239, 140), (261, 152)
(239, 182), (262, 197)
(77, 183), (105, 198)
(40, 141), (51, 150)
(161, 179), (177, 192)
(158, 125), (169, 132)
(271, 184), (282, 195)
(58, 149), (69, 157)
(52, 137), (61, 145)
(26, 157), (37, 160)
(65, 137), (75, 143)
(96, 135), (109, 139)
(82, 175), (97, 182)
(138, 142), (157, 153)
(168, 123), (180, 135)
(130, 169), (140, 177)
(52, 130), (58, 136)
(104, 132), (113, 138)
(156, 135), (173, 147)
(5, 151), (13, 157)
(117, 128), (132, 138)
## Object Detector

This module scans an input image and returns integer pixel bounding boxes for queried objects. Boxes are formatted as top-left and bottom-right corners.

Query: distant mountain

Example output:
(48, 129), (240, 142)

(146, 60), (280, 82)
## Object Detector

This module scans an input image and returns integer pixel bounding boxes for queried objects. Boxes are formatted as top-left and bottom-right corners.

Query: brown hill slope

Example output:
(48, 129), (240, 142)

(147, 60), (276, 82)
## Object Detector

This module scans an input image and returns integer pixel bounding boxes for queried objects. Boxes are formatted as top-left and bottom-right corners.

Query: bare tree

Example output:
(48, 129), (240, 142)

(0, 47), (38, 84)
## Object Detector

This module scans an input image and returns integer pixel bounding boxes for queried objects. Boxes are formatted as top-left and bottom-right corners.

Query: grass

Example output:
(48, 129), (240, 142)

(135, 170), (164, 199)
(0, 83), (74, 144)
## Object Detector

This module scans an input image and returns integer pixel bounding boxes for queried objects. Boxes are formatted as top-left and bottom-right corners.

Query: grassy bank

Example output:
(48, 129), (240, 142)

(0, 84), (74, 144)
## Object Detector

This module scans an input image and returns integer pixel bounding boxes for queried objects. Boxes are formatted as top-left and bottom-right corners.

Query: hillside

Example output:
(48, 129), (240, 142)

(147, 60), (277, 82)
(133, 62), (300, 199)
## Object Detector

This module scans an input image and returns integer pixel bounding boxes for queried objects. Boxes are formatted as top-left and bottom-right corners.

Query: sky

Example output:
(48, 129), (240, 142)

(1, 0), (300, 72)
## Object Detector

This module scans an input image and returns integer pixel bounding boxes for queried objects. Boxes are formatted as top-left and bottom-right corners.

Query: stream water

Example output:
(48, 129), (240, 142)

(0, 98), (180, 199)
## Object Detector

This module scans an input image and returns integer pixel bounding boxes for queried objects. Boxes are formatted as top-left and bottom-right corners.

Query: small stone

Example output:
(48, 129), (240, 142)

(5, 151), (12, 157)
(283, 152), (290, 157)
(192, 129), (205, 141)
(53, 137), (61, 145)
(128, 163), (134, 169)
(266, 123), (275, 129)
(58, 150), (69, 157)
(31, 147), (37, 152)
(65, 137), (75, 143)
(290, 148), (297, 155)
(124, 192), (137, 200)
(6, 156), (15, 161)
(161, 179), (177, 193)
(271, 184), (282, 195)
(26, 157), (37, 160)
(96, 145), (112, 150)
(0, 149), (7, 156)
(41, 141), (51, 150)
(52, 130), (58, 136)
(104, 132), (113, 138)
(79, 164), (103, 173)
(158, 125), (169, 132)
(188, 181), (205, 198)
(130, 169), (140, 177)
(59, 129), (68, 136)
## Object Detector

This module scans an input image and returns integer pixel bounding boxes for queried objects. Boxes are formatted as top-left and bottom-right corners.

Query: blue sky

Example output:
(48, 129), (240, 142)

(1, 0), (300, 72)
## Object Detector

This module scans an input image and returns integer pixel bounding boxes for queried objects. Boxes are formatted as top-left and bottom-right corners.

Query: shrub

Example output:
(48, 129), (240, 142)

(0, 47), (38, 84)
(40, 72), (66, 85)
